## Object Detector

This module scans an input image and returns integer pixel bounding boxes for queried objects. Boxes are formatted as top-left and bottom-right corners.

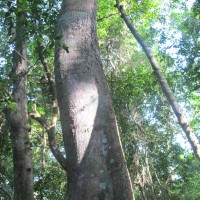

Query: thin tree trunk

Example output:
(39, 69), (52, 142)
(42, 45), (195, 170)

(115, 1), (200, 161)
(55, 0), (134, 199)
(29, 107), (67, 171)
(29, 41), (67, 171)
(7, 1), (34, 199)
(40, 129), (46, 200)
(37, 41), (67, 171)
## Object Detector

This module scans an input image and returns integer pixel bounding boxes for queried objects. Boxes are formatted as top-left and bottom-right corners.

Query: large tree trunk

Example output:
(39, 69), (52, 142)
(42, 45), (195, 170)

(55, 0), (134, 199)
(7, 1), (34, 199)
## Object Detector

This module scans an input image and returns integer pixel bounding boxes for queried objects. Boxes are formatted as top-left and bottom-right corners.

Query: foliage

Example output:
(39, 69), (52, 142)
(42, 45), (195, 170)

(0, 0), (199, 199)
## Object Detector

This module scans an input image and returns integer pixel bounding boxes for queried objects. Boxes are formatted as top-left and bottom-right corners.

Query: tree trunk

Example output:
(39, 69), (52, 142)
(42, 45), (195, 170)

(7, 1), (34, 199)
(115, 1), (200, 161)
(55, 0), (134, 199)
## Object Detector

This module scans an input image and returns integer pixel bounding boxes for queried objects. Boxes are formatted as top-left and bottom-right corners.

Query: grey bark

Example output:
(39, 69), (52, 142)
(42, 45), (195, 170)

(115, 0), (200, 161)
(6, 1), (34, 199)
(55, 0), (134, 199)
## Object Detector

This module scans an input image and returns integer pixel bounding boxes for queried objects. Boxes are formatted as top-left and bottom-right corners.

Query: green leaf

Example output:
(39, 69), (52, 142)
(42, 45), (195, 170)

(7, 101), (17, 112)
(37, 107), (45, 115)
(49, 41), (54, 49)
(49, 34), (63, 40)
(61, 43), (69, 53)
(54, 35), (63, 40)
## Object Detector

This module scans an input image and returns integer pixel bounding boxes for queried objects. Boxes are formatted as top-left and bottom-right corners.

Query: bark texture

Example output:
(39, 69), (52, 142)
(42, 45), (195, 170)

(115, 1), (200, 161)
(7, 1), (34, 199)
(55, 0), (134, 199)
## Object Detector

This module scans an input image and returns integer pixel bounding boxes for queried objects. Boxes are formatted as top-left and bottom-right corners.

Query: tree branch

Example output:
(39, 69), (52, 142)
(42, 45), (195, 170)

(29, 40), (67, 171)
(29, 112), (67, 171)
(97, 13), (118, 21)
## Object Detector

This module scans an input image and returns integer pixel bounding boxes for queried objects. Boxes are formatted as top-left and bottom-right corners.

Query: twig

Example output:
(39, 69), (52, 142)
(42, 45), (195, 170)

(98, 12), (118, 21)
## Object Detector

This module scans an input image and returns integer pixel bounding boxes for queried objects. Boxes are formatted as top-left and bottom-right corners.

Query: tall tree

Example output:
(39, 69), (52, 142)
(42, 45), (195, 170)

(55, 0), (134, 199)
(6, 0), (34, 199)
(115, 0), (200, 161)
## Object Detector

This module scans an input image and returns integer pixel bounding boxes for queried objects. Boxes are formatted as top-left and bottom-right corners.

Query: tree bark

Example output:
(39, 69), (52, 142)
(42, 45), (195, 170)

(55, 0), (134, 199)
(6, 1), (34, 199)
(115, 1), (200, 161)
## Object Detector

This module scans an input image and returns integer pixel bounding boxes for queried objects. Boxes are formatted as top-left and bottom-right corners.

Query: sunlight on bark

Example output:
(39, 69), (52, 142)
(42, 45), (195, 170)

(67, 77), (99, 162)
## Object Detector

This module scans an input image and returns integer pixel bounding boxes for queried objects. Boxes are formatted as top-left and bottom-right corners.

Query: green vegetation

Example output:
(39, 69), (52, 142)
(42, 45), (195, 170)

(0, 0), (199, 199)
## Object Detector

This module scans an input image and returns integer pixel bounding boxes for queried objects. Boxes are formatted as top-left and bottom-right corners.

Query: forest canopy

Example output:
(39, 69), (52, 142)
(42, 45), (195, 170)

(0, 0), (199, 199)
